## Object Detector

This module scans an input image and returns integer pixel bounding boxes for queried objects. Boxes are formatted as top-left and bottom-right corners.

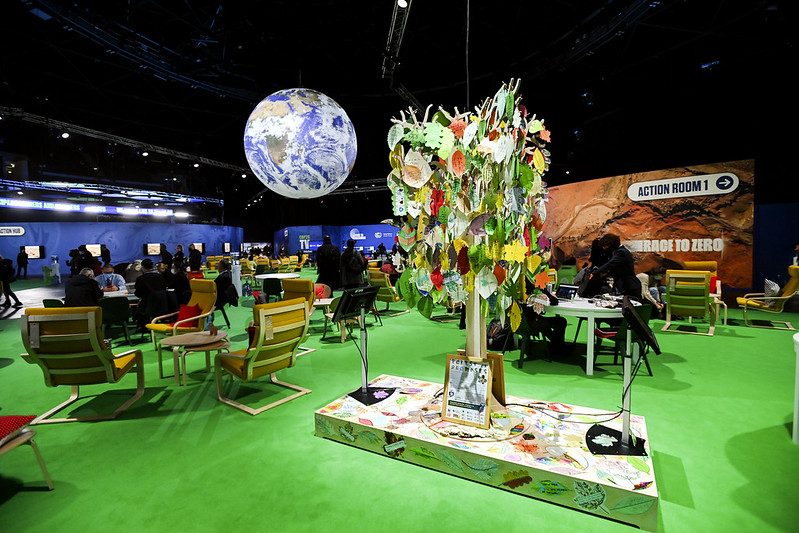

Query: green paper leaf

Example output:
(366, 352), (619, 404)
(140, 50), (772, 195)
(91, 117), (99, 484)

(518, 163), (534, 191)
(417, 295), (434, 319)
(627, 456), (651, 474)
(612, 496), (656, 515)
(387, 123), (404, 149)
(437, 127), (455, 160)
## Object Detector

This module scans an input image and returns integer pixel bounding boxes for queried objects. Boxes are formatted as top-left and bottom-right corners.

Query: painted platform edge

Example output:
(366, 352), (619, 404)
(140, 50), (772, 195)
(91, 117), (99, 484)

(314, 376), (658, 532)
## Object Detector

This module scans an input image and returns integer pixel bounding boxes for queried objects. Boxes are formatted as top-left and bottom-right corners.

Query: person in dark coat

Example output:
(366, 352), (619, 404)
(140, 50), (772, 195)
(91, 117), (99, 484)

(592, 233), (641, 300)
(169, 261), (192, 305)
(188, 243), (202, 272)
(315, 235), (340, 290)
(1, 258), (23, 307)
(160, 244), (173, 270)
(340, 239), (365, 289)
(134, 258), (168, 330)
(16, 247), (29, 279)
(173, 244), (185, 271)
(64, 268), (103, 307)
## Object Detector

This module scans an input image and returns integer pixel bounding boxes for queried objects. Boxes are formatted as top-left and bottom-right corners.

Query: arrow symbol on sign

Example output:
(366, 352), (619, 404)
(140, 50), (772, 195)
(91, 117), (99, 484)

(716, 176), (733, 189)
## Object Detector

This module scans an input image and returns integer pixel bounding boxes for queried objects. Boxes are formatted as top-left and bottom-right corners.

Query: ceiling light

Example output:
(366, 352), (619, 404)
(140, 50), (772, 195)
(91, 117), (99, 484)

(141, 151), (149, 157)
(398, 0), (408, 7)
(60, 132), (70, 139)
(241, 173), (247, 178)
(193, 163), (200, 168)
(17, 190), (24, 195)
(174, 212), (189, 218)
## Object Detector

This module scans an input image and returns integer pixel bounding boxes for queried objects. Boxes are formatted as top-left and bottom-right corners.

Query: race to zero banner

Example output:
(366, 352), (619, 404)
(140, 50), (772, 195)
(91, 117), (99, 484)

(545, 160), (754, 288)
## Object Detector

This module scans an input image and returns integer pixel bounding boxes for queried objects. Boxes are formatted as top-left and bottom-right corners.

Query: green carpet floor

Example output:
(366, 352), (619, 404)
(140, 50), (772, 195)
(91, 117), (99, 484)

(2, 271), (798, 532)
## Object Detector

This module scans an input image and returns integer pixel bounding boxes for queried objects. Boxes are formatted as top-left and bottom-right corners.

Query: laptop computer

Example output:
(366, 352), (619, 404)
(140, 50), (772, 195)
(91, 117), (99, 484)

(556, 284), (579, 301)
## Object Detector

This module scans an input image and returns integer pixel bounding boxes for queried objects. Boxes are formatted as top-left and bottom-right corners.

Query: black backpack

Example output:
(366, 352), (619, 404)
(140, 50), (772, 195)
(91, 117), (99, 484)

(486, 318), (510, 351)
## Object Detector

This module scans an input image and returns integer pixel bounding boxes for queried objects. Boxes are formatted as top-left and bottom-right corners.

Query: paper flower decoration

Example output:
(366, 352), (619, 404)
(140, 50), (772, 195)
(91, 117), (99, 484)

(388, 79), (552, 321)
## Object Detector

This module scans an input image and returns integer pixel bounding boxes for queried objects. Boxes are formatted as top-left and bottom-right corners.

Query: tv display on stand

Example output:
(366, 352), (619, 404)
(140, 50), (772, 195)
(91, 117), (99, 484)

(85, 244), (102, 257)
(192, 243), (206, 254)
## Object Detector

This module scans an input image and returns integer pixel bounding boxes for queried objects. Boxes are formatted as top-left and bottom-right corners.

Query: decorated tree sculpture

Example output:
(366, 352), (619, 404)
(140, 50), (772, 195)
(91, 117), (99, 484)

(387, 79), (553, 358)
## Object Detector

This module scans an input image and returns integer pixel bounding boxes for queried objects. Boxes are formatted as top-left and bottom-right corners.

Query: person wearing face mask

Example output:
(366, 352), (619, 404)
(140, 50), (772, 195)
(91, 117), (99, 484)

(637, 265), (667, 313)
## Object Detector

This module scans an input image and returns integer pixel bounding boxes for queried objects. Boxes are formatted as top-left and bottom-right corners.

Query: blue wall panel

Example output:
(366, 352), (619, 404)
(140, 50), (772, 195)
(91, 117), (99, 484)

(0, 221), (243, 272)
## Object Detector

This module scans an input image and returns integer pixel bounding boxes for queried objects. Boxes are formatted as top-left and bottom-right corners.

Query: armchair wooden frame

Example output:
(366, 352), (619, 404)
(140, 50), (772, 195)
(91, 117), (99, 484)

(0, 427), (54, 490)
(215, 299), (311, 415)
(20, 308), (145, 425)
(367, 269), (409, 317)
(147, 279), (217, 378)
(662, 270), (715, 336)
(735, 265), (799, 330)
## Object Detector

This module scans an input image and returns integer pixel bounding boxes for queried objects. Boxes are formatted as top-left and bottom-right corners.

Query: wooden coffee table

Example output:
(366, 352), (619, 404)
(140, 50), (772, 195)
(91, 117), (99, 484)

(160, 331), (229, 386)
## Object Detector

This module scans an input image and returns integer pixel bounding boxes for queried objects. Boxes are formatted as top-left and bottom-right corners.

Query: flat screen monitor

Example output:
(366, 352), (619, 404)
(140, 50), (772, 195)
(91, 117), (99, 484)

(192, 242), (205, 254)
(331, 286), (379, 322)
(85, 244), (102, 257)
(622, 297), (661, 355)
(144, 243), (161, 256)
(223, 242), (231, 253)
(23, 245), (45, 259)
(308, 241), (323, 251)
(556, 284), (579, 300)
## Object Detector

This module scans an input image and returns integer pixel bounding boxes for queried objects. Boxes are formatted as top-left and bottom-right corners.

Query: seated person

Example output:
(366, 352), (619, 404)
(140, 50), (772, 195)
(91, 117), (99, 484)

(520, 286), (570, 357)
(637, 266), (666, 314)
(134, 258), (168, 330)
(95, 263), (127, 292)
(65, 268), (104, 306)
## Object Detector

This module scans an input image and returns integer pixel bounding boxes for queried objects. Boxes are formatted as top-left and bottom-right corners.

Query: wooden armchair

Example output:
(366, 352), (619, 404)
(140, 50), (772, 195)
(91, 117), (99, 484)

(214, 298), (311, 415)
(367, 268), (409, 317)
(146, 279), (217, 377)
(662, 270), (715, 336)
(736, 265), (799, 330)
(20, 307), (145, 424)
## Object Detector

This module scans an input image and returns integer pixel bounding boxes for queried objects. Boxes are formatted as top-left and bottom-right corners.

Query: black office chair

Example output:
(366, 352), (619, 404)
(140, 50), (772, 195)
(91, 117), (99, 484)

(262, 278), (283, 302)
(594, 304), (655, 376)
(98, 296), (132, 345)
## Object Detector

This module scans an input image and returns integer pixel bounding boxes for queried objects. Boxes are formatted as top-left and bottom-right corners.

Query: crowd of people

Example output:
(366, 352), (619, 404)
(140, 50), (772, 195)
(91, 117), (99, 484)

(314, 235), (407, 291)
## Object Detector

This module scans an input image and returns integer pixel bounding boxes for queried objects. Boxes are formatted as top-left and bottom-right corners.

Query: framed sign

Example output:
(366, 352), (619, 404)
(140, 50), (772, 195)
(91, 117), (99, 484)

(457, 349), (505, 406)
(442, 353), (493, 429)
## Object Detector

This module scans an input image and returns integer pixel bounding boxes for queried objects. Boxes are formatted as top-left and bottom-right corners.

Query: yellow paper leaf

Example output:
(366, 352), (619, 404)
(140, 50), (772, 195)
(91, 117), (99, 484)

(453, 238), (467, 255)
(532, 148), (546, 173)
(526, 254), (542, 273)
(439, 250), (450, 270)
(463, 271), (475, 292)
(503, 241), (527, 262)
(509, 301), (522, 332)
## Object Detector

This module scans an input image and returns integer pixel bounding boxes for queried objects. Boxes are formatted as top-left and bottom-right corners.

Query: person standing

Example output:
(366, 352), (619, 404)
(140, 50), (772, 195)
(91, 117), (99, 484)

(340, 239), (365, 289)
(592, 233), (642, 300)
(134, 258), (168, 331)
(160, 244), (173, 270)
(188, 243), (202, 272)
(173, 244), (185, 271)
(16, 247), (28, 279)
(100, 244), (111, 266)
(0, 258), (22, 307)
(315, 235), (340, 290)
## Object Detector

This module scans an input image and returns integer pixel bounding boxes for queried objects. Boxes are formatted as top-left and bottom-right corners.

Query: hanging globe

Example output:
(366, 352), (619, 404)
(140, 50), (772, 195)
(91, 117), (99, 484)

(243, 88), (357, 199)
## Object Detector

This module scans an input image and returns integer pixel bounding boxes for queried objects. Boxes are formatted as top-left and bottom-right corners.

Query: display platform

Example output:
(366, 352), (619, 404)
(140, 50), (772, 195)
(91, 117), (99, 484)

(315, 375), (658, 532)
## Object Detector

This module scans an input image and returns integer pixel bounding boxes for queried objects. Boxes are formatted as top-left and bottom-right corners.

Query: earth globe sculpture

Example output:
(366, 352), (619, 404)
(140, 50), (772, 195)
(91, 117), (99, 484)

(244, 88), (357, 199)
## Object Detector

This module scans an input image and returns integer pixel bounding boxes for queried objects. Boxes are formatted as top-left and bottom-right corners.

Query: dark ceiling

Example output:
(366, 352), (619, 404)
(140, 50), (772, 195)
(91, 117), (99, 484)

(1, 0), (795, 236)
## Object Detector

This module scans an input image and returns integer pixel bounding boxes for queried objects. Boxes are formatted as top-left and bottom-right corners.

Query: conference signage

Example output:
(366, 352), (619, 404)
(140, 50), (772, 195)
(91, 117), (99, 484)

(627, 172), (739, 201)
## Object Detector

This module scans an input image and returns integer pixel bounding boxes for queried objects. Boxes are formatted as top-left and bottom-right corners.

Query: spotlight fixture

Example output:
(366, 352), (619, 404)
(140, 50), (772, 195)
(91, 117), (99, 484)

(398, 0), (408, 7)
(141, 151), (149, 157)
(193, 163), (200, 168)
(60, 132), (70, 139)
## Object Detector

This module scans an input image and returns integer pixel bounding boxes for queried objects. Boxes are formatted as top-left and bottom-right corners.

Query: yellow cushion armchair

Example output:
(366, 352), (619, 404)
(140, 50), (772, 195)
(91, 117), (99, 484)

(736, 265), (799, 330)
(214, 298), (312, 415)
(20, 307), (145, 424)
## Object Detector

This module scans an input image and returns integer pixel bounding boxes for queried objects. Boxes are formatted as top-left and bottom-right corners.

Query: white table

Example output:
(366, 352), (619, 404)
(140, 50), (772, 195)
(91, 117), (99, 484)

(549, 297), (626, 376)
(254, 273), (300, 281)
(101, 289), (139, 302)
(794, 332), (799, 445)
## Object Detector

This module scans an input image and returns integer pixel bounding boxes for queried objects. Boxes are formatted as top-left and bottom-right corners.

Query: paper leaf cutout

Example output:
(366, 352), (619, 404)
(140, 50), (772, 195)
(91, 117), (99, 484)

(503, 241), (527, 262)
(612, 496), (655, 515)
(435, 450), (465, 473)
(509, 300), (522, 332)
(476, 265), (498, 300)
(501, 469), (533, 489)
(387, 123), (404, 149)
(417, 295), (434, 319)
(463, 458), (499, 481)
(450, 149), (466, 177)
(402, 150), (433, 188)
(627, 456), (651, 474)
(534, 269), (550, 289)
(536, 480), (568, 495)
(437, 127), (455, 160)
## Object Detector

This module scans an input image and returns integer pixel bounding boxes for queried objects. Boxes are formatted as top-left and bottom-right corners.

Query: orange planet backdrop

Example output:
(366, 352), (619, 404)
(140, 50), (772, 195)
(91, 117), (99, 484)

(545, 159), (754, 289)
